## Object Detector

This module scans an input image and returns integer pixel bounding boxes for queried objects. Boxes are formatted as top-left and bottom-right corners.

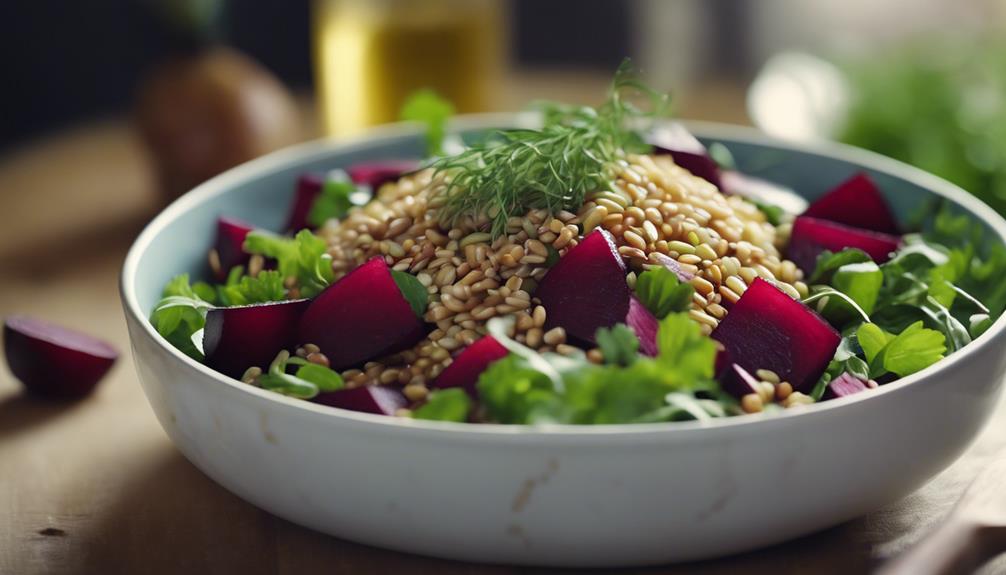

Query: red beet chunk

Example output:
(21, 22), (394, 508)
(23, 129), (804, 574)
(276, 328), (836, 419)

(347, 160), (418, 190)
(625, 297), (659, 356)
(433, 336), (508, 397)
(535, 230), (629, 345)
(648, 124), (721, 188)
(3, 316), (118, 399)
(299, 258), (425, 370)
(803, 173), (899, 234)
(285, 173), (324, 232)
(721, 364), (761, 399)
(313, 385), (406, 415)
(787, 216), (901, 274)
(203, 299), (310, 379)
(711, 278), (839, 391)
(214, 216), (255, 280)
(824, 372), (877, 400)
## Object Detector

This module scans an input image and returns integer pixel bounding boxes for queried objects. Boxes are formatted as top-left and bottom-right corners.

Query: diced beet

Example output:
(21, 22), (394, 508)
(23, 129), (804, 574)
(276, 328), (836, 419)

(721, 364), (761, 399)
(313, 385), (407, 416)
(787, 216), (901, 274)
(535, 229), (629, 345)
(3, 316), (118, 399)
(625, 297), (659, 356)
(720, 171), (808, 215)
(824, 372), (877, 400)
(214, 216), (255, 280)
(714, 342), (731, 378)
(711, 278), (839, 391)
(203, 299), (310, 379)
(433, 336), (509, 397)
(648, 124), (721, 188)
(651, 253), (695, 282)
(803, 173), (899, 234)
(285, 173), (324, 232)
(347, 160), (419, 190)
(299, 258), (425, 370)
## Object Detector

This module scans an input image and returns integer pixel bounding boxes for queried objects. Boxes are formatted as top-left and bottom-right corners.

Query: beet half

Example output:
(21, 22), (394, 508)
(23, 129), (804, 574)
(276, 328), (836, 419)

(4, 316), (118, 399)
(299, 258), (425, 370)
(803, 173), (899, 234)
(214, 216), (255, 280)
(535, 230), (629, 345)
(203, 299), (310, 379)
(787, 216), (901, 274)
(313, 385), (407, 415)
(433, 336), (509, 397)
(711, 278), (839, 391)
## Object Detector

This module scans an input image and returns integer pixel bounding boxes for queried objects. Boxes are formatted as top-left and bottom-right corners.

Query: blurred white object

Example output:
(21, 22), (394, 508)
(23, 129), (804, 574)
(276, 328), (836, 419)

(747, 52), (850, 142)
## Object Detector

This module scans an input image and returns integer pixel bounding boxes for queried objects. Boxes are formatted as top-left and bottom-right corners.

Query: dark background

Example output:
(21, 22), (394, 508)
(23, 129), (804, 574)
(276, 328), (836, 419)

(0, 0), (641, 151)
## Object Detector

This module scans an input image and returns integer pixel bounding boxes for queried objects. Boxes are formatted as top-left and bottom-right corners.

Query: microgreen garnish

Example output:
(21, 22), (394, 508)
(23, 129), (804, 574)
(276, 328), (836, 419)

(256, 350), (344, 399)
(432, 60), (669, 237)
(243, 229), (335, 298)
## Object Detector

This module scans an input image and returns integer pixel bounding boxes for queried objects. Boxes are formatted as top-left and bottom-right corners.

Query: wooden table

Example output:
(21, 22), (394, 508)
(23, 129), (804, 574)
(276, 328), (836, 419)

(2, 83), (1006, 575)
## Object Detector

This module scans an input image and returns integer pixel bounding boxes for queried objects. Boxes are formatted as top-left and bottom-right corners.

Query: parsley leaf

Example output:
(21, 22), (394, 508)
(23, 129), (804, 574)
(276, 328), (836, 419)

(595, 324), (639, 366)
(857, 321), (945, 378)
(413, 388), (471, 422)
(390, 270), (429, 317)
(634, 267), (694, 319)
(400, 89), (455, 157)
(809, 249), (872, 284)
(217, 269), (287, 306)
(476, 313), (722, 425)
(243, 229), (335, 298)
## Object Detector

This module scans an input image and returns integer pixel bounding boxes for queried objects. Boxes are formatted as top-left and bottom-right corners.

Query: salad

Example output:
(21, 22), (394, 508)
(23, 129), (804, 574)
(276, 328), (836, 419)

(150, 63), (1006, 425)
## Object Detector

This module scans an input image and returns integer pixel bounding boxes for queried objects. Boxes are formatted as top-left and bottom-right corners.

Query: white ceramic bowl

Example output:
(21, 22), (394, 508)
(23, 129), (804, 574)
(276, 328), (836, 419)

(121, 117), (1006, 567)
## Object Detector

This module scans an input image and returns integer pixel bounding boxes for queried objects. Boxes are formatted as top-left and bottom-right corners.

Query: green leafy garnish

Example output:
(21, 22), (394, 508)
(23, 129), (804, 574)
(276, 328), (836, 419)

(634, 267), (694, 319)
(477, 312), (723, 425)
(390, 270), (429, 316)
(243, 229), (335, 298)
(809, 249), (872, 284)
(257, 352), (344, 399)
(753, 200), (785, 226)
(595, 324), (639, 366)
(217, 269), (287, 306)
(433, 60), (669, 237)
(150, 274), (214, 361)
(413, 388), (471, 422)
(401, 88), (455, 157)
(307, 177), (355, 228)
(857, 321), (945, 379)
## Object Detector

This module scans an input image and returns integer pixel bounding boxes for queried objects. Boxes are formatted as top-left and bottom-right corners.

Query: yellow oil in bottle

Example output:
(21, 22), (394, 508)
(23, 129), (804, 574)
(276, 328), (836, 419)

(313, 0), (503, 136)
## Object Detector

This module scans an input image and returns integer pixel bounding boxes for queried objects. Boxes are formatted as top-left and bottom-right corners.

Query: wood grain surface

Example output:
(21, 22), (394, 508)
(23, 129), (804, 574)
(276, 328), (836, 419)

(2, 84), (1005, 575)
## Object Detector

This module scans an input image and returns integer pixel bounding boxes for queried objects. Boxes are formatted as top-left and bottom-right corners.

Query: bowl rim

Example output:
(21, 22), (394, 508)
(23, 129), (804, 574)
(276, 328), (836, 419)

(121, 113), (1006, 438)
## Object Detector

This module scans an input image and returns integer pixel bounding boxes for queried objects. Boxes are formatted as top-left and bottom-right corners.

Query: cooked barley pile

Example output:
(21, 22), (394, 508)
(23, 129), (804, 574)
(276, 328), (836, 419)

(317, 154), (808, 403)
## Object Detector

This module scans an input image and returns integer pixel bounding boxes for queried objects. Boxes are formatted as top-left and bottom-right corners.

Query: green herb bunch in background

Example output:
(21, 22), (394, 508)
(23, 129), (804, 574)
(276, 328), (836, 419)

(840, 40), (1006, 215)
